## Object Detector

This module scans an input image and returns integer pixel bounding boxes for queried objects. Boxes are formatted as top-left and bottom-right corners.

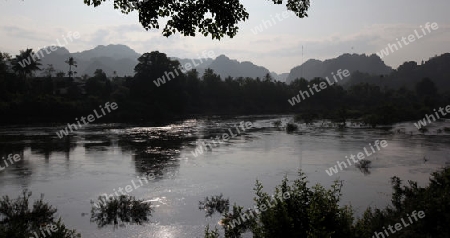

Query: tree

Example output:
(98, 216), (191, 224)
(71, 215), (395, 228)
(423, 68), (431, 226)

(83, 0), (310, 39)
(0, 190), (80, 237)
(415, 77), (437, 98)
(86, 69), (109, 97)
(11, 49), (42, 78)
(263, 73), (274, 83)
(94, 68), (107, 80)
(43, 64), (56, 78)
(56, 71), (65, 78)
(204, 172), (355, 238)
(65, 57), (77, 78)
(0, 52), (11, 75)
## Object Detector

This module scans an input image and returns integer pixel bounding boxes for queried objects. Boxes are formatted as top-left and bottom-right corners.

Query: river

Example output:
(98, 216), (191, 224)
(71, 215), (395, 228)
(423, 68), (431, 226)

(0, 115), (449, 237)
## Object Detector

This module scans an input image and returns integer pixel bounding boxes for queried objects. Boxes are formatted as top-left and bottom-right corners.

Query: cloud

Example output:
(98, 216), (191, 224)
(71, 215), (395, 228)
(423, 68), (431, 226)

(1, 26), (49, 43)
(1, 20), (449, 73)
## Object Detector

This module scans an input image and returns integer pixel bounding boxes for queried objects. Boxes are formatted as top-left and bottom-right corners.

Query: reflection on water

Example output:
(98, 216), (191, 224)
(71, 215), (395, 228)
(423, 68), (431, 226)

(0, 116), (450, 237)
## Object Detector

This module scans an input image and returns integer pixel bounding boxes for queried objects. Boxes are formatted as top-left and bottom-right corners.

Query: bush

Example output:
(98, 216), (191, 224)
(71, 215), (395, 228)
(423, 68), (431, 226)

(205, 171), (355, 238)
(418, 127), (428, 133)
(272, 120), (281, 127)
(0, 190), (79, 238)
(285, 123), (298, 132)
(205, 167), (450, 238)
(199, 194), (230, 217)
(355, 167), (450, 237)
(355, 159), (372, 175)
(90, 195), (153, 228)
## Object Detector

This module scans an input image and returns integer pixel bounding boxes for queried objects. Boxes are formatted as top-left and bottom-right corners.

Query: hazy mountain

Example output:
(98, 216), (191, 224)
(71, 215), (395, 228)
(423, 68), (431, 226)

(344, 53), (450, 92)
(171, 57), (214, 75)
(81, 59), (115, 77)
(206, 55), (271, 79)
(38, 44), (140, 77)
(286, 53), (393, 84)
(35, 44), (328, 81)
(72, 44), (140, 61)
(271, 72), (289, 82)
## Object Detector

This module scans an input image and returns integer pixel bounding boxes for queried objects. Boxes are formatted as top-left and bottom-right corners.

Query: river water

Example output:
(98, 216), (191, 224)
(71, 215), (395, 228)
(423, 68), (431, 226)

(1, 115), (449, 238)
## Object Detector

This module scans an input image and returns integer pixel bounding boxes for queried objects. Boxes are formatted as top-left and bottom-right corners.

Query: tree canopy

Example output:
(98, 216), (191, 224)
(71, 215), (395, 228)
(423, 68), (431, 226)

(11, 49), (41, 79)
(83, 0), (311, 39)
(1, 49), (449, 126)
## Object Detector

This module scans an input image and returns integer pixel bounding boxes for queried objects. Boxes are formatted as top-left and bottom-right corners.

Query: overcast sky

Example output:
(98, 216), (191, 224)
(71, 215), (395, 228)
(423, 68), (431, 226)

(1, 0), (449, 74)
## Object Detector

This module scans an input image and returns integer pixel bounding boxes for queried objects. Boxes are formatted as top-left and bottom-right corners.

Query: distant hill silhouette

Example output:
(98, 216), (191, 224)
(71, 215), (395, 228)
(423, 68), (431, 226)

(170, 57), (214, 76)
(272, 72), (289, 82)
(38, 45), (287, 80)
(206, 55), (271, 79)
(344, 53), (450, 92)
(286, 53), (393, 84)
(39, 45), (446, 90)
(39, 44), (140, 77)
(72, 45), (141, 61)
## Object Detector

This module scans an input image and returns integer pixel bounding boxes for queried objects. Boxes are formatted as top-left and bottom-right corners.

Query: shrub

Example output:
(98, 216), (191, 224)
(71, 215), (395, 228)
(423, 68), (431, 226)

(199, 194), (230, 217)
(90, 195), (153, 228)
(355, 159), (371, 169)
(285, 123), (298, 132)
(355, 159), (372, 175)
(205, 167), (450, 238)
(355, 167), (450, 237)
(418, 127), (428, 133)
(205, 171), (355, 238)
(272, 120), (281, 127)
(0, 190), (79, 238)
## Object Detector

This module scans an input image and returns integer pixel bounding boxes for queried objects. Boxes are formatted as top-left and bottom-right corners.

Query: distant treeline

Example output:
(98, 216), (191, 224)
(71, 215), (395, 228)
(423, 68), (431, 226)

(0, 50), (449, 125)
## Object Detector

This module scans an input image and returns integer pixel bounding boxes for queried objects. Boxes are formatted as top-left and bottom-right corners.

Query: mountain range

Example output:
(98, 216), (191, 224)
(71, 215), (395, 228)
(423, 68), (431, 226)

(285, 53), (393, 84)
(37, 44), (289, 80)
(36, 44), (442, 88)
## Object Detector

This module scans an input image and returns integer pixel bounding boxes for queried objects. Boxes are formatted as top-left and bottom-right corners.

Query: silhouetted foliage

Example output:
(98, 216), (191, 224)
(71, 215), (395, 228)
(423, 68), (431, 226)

(199, 194), (230, 217)
(0, 190), (80, 238)
(0, 50), (449, 125)
(83, 0), (310, 39)
(205, 167), (450, 238)
(354, 167), (450, 238)
(90, 195), (153, 229)
(355, 159), (372, 175)
(285, 123), (298, 132)
(11, 49), (41, 79)
(205, 171), (354, 238)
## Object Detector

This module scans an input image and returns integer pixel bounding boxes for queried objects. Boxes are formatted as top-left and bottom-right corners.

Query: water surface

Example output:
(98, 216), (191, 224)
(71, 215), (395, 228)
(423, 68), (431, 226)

(1, 116), (449, 237)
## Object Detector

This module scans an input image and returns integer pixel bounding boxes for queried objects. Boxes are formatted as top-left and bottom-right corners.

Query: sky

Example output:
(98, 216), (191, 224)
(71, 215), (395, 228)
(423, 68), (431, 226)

(0, 0), (449, 74)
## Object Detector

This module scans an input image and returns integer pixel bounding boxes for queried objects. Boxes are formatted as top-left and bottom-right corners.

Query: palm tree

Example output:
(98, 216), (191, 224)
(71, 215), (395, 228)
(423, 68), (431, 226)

(11, 49), (42, 78)
(65, 57), (77, 78)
